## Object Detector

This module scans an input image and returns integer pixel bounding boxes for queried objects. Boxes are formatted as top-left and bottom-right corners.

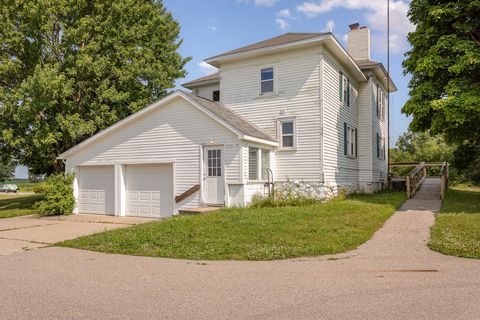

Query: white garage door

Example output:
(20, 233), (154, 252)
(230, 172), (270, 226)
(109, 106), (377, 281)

(126, 164), (174, 218)
(78, 166), (115, 215)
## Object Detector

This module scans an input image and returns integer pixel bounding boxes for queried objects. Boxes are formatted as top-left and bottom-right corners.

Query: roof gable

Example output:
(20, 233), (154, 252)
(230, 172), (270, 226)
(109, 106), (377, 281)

(59, 91), (277, 159)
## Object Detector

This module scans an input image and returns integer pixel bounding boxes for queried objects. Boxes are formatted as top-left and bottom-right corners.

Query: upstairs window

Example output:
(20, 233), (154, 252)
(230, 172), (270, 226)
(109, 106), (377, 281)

(376, 133), (386, 159)
(280, 120), (295, 149)
(376, 85), (385, 120)
(212, 90), (220, 101)
(261, 67), (274, 93)
(339, 71), (350, 107)
(344, 123), (357, 158)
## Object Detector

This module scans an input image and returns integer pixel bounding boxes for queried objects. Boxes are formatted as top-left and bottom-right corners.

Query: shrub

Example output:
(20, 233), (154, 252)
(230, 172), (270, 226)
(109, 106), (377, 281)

(32, 182), (47, 194)
(35, 174), (75, 216)
(250, 192), (320, 208)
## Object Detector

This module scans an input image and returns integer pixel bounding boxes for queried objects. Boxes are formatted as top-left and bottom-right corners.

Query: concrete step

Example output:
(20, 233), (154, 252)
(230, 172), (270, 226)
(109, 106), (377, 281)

(178, 207), (221, 215)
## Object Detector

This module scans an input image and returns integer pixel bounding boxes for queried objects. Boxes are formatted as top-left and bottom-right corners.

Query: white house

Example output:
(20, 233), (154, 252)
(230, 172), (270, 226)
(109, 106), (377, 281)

(58, 23), (397, 218)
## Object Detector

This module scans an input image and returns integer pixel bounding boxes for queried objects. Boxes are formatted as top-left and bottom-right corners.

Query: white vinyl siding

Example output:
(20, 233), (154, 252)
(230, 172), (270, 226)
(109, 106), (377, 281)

(322, 52), (359, 186)
(66, 98), (241, 212)
(220, 46), (322, 182)
(371, 78), (388, 184)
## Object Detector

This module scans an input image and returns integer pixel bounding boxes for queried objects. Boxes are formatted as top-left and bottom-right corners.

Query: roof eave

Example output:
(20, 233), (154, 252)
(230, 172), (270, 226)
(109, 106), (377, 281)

(204, 34), (331, 67)
(182, 78), (220, 89)
(242, 135), (278, 147)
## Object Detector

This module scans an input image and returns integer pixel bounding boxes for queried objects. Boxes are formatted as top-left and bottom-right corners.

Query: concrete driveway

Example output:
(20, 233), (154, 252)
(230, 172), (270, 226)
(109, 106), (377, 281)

(0, 198), (479, 319)
(0, 214), (154, 255)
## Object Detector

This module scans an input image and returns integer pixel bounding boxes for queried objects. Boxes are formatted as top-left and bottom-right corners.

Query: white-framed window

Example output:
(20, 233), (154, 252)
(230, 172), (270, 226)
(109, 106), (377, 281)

(344, 123), (357, 158)
(261, 149), (270, 180)
(248, 147), (271, 181)
(278, 119), (295, 149)
(376, 85), (385, 120)
(339, 71), (350, 107)
(260, 67), (274, 94)
(376, 133), (386, 159)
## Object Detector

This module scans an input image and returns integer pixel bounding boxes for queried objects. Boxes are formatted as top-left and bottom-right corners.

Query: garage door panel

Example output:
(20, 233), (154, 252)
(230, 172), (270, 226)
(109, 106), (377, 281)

(78, 166), (114, 215)
(125, 164), (173, 218)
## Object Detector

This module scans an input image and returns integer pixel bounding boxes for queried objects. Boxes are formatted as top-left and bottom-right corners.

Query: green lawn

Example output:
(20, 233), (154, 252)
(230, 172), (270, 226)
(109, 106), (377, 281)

(429, 185), (480, 259)
(0, 194), (44, 219)
(58, 191), (406, 260)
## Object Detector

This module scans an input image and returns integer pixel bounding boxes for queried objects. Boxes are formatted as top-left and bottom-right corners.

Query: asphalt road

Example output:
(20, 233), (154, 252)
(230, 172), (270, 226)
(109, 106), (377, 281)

(0, 196), (479, 319)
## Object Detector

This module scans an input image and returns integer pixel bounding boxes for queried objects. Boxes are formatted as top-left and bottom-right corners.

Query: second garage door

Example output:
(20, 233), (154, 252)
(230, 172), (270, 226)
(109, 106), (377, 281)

(125, 164), (174, 218)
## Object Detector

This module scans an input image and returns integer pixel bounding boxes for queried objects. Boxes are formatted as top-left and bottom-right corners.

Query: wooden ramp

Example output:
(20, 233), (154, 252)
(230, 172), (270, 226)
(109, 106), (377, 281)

(389, 161), (449, 200)
(413, 177), (442, 200)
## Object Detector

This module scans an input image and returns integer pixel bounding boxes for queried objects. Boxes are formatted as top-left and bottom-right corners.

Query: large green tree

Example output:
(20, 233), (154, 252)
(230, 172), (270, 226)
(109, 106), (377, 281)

(403, 0), (480, 182)
(0, 157), (15, 184)
(390, 130), (455, 164)
(0, 0), (189, 174)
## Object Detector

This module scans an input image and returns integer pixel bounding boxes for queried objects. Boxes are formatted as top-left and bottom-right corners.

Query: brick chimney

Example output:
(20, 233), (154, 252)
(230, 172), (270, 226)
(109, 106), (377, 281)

(347, 23), (370, 61)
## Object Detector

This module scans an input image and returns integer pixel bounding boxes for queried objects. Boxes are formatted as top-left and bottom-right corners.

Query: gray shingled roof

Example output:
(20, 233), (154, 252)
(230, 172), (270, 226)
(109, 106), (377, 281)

(207, 32), (329, 60)
(355, 59), (382, 69)
(186, 92), (276, 142)
(182, 72), (219, 88)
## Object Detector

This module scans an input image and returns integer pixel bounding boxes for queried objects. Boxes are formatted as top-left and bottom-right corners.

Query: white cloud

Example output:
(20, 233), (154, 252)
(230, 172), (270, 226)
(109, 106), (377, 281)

(255, 0), (278, 6)
(275, 18), (289, 30)
(275, 9), (294, 30)
(238, 0), (279, 6)
(208, 25), (217, 31)
(296, 0), (415, 53)
(277, 8), (292, 18)
(198, 61), (218, 75)
(325, 19), (335, 32)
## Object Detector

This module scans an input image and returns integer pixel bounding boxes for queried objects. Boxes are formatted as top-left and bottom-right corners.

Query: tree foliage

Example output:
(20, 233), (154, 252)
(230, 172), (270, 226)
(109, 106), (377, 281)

(390, 130), (455, 164)
(0, 0), (189, 174)
(403, 0), (480, 182)
(402, 0), (480, 181)
(0, 157), (16, 183)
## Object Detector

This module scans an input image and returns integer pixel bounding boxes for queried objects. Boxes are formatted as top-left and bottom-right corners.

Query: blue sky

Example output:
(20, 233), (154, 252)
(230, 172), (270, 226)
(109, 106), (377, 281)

(14, 0), (414, 179)
(164, 0), (414, 143)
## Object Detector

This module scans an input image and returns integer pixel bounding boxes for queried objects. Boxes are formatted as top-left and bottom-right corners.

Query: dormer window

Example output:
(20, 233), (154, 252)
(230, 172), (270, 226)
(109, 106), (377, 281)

(212, 90), (220, 101)
(261, 67), (274, 93)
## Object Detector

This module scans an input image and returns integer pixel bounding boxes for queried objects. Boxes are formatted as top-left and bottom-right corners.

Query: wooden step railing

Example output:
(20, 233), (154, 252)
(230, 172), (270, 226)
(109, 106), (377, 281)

(389, 161), (449, 199)
(175, 184), (200, 203)
(439, 161), (449, 200)
(406, 162), (426, 198)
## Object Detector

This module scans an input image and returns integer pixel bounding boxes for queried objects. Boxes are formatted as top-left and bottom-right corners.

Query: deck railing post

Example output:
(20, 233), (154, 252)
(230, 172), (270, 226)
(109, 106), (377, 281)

(406, 175), (411, 198)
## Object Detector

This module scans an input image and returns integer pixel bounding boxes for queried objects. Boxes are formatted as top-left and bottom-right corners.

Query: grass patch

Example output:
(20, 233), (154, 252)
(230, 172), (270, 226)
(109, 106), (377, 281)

(2, 179), (43, 192)
(0, 194), (44, 219)
(58, 191), (405, 260)
(429, 185), (480, 259)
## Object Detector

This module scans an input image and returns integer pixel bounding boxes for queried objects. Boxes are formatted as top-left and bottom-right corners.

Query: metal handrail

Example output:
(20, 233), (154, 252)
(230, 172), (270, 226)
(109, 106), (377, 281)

(264, 168), (275, 199)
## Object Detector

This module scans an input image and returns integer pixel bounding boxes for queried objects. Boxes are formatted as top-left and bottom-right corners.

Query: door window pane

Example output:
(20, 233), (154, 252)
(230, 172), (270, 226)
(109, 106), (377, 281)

(207, 149), (221, 177)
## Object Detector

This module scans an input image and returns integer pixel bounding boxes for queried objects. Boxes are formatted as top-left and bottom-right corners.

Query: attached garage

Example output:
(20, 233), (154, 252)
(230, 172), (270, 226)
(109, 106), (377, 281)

(125, 164), (174, 218)
(78, 166), (115, 215)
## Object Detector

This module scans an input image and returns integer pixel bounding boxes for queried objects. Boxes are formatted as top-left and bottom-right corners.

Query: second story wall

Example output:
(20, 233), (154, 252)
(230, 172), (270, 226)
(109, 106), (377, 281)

(192, 83), (220, 101)
(219, 46), (323, 181)
(321, 51), (360, 185)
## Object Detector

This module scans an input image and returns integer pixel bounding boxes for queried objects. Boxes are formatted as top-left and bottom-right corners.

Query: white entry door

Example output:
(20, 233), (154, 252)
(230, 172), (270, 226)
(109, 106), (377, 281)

(203, 147), (224, 205)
